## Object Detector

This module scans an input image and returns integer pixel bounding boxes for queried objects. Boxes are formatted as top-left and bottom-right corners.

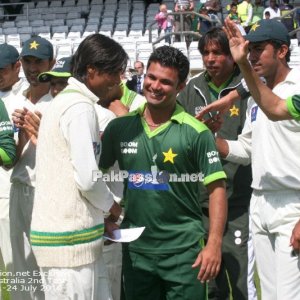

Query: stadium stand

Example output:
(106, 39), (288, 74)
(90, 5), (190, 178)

(0, 0), (299, 74)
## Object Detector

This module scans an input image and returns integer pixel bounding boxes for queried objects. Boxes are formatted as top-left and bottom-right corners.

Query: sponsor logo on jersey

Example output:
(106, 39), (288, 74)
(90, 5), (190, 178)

(195, 106), (218, 121)
(251, 105), (258, 122)
(0, 121), (11, 126)
(127, 152), (169, 190)
(195, 106), (203, 116)
(120, 141), (138, 154)
(128, 171), (169, 190)
(0, 121), (13, 132)
(206, 150), (220, 164)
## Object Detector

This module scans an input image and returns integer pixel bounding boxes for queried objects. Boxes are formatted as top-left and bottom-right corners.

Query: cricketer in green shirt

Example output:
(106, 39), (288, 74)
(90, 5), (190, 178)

(100, 102), (226, 254)
(0, 98), (16, 166)
(100, 45), (227, 300)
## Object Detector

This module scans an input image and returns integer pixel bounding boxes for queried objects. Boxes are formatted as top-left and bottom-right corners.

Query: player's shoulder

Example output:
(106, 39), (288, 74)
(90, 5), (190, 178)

(174, 104), (209, 134)
(107, 110), (139, 129)
(181, 112), (209, 133)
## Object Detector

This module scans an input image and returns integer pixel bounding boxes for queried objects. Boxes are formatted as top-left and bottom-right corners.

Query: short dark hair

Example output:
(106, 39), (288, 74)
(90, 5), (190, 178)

(198, 27), (231, 56)
(71, 34), (128, 82)
(135, 60), (144, 68)
(269, 40), (291, 62)
(147, 46), (190, 83)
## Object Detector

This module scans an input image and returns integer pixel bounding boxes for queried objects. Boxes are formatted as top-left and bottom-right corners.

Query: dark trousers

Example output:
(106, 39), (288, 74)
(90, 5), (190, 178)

(202, 205), (254, 300)
(122, 244), (206, 300)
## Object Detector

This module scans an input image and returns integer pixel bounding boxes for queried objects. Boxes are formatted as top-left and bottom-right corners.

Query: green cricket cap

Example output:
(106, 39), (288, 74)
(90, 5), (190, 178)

(0, 43), (19, 68)
(246, 19), (290, 46)
(20, 36), (54, 60)
(38, 57), (72, 82)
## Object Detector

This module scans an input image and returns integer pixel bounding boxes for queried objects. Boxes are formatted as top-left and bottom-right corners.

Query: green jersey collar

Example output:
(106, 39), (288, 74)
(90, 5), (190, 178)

(136, 103), (186, 138)
(137, 102), (186, 124)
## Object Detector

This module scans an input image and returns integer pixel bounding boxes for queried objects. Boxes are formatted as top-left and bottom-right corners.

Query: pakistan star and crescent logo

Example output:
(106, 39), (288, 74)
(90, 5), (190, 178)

(30, 41), (39, 50)
(250, 23), (260, 32)
(163, 148), (178, 164)
(229, 105), (239, 117)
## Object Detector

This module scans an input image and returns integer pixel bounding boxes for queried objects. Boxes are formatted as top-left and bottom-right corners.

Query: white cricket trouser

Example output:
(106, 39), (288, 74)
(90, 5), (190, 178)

(103, 243), (122, 300)
(250, 189), (300, 300)
(40, 256), (112, 300)
(0, 197), (12, 271)
(9, 182), (44, 300)
(247, 223), (257, 300)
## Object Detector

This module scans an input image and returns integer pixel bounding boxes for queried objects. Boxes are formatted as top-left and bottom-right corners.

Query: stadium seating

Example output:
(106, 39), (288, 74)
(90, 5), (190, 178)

(36, 1), (48, 9)
(1, 0), (299, 74)
(0, 7), (4, 21)
(16, 20), (30, 28)
(0, 34), (5, 43)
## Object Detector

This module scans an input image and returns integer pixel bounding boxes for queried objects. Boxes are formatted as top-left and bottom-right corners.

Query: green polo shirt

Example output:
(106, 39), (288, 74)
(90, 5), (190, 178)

(286, 94), (300, 121)
(0, 99), (16, 165)
(100, 103), (226, 254)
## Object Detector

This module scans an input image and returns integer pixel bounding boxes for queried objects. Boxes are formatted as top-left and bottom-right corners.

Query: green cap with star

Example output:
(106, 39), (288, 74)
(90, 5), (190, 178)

(20, 36), (54, 60)
(246, 19), (290, 46)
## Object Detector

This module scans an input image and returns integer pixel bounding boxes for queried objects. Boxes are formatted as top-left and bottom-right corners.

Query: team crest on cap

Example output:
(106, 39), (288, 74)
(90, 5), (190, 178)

(53, 60), (65, 69)
(250, 23), (260, 32)
(30, 41), (39, 49)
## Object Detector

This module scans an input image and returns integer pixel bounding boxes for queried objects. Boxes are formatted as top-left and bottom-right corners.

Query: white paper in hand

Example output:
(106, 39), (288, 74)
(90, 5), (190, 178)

(104, 227), (145, 243)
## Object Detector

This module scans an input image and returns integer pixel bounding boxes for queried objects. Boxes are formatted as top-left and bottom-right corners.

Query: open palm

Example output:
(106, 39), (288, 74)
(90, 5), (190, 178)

(224, 18), (249, 64)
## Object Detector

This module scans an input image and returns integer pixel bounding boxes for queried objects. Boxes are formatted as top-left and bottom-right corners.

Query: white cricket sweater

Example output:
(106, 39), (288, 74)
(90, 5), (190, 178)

(227, 68), (300, 191)
(31, 78), (114, 268)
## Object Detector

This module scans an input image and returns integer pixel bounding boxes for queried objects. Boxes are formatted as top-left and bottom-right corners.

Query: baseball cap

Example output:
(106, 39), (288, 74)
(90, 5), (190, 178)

(0, 43), (19, 68)
(20, 36), (54, 60)
(38, 57), (72, 83)
(246, 19), (290, 46)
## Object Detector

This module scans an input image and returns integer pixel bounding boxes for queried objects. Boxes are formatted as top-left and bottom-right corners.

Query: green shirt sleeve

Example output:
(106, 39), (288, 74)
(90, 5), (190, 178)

(286, 95), (300, 121)
(191, 128), (227, 186)
(99, 120), (116, 171)
(0, 99), (16, 166)
(120, 82), (138, 108)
